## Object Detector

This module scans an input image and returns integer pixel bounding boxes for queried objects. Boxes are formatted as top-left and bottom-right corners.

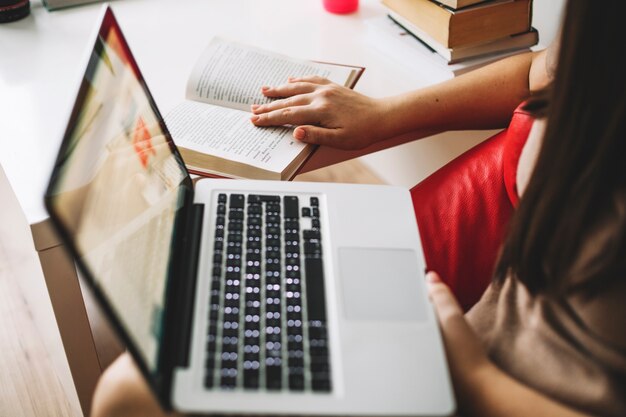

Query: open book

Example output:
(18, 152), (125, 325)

(165, 38), (364, 180)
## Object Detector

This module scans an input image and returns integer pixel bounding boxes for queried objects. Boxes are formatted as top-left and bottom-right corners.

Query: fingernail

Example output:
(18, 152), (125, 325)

(250, 115), (260, 123)
(251, 104), (260, 111)
(261, 86), (269, 92)
(293, 128), (306, 140)
(288, 77), (296, 82)
(426, 271), (440, 284)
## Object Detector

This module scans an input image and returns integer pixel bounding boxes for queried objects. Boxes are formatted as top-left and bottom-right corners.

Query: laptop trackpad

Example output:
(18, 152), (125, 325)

(338, 248), (427, 322)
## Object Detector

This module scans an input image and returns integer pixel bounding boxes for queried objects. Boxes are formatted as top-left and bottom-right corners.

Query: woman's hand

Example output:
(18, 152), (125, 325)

(427, 272), (592, 417)
(426, 271), (495, 413)
(250, 76), (391, 150)
(92, 353), (178, 417)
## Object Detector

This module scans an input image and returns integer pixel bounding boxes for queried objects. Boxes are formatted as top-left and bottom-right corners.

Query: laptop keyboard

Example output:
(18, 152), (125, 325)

(204, 193), (331, 392)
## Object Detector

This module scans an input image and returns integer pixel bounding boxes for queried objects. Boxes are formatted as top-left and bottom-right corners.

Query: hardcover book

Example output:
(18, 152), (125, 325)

(380, 0), (533, 48)
(165, 38), (364, 180)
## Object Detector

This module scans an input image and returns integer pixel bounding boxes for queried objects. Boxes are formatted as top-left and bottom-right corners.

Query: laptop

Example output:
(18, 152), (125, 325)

(44, 5), (454, 416)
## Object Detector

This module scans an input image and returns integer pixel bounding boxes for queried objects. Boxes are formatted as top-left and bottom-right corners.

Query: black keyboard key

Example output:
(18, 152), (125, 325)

(218, 193), (227, 204)
(266, 364), (282, 390)
(221, 376), (237, 389)
(248, 194), (280, 203)
(287, 333), (304, 343)
(266, 238), (280, 248)
(247, 194), (261, 204)
(228, 222), (243, 232)
(302, 207), (311, 217)
(230, 194), (245, 208)
(263, 195), (281, 203)
(303, 230), (320, 240)
(243, 368), (260, 389)
(304, 241), (321, 256)
(304, 258), (327, 322)
(204, 374), (214, 388)
(311, 357), (330, 373)
(285, 220), (299, 231)
(284, 232), (298, 242)
(286, 257), (299, 266)
(248, 240), (262, 251)
(310, 197), (319, 207)
(266, 203), (281, 213)
(312, 207), (320, 218)
(289, 377), (305, 391)
(312, 378), (331, 392)
(289, 370), (305, 391)
(284, 196), (299, 218)
(266, 215), (280, 224)
(227, 245), (242, 255)
(266, 226), (280, 236)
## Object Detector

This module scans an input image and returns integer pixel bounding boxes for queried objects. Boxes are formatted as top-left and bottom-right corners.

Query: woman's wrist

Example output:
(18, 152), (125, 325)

(371, 94), (420, 142)
(460, 361), (508, 417)
(368, 96), (396, 143)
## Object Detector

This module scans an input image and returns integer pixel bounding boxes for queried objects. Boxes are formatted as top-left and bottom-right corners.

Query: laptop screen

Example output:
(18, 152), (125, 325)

(45, 8), (191, 373)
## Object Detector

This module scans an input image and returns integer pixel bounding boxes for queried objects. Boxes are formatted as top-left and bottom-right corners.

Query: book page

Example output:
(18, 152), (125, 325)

(166, 100), (307, 173)
(186, 37), (356, 112)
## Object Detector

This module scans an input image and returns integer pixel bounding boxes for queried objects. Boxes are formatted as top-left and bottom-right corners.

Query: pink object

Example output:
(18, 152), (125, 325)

(323, 0), (358, 14)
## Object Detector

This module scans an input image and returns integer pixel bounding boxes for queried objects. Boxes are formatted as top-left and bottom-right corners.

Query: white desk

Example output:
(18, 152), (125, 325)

(0, 1), (489, 415)
(0, 0), (459, 226)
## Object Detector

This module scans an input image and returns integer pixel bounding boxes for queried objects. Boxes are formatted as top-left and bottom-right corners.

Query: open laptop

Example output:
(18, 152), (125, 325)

(44, 5), (454, 416)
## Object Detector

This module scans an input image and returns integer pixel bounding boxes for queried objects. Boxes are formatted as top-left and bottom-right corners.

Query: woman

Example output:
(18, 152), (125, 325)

(93, 0), (626, 415)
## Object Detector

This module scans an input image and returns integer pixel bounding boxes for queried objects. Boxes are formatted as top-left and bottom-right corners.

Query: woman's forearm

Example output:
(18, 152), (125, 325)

(465, 364), (593, 417)
(377, 51), (540, 139)
(251, 47), (551, 149)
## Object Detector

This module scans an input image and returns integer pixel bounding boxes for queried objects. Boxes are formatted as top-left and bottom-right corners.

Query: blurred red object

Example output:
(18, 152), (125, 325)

(322, 0), (358, 14)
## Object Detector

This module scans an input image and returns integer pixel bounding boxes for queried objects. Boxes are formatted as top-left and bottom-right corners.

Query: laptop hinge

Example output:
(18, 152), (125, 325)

(173, 202), (205, 368)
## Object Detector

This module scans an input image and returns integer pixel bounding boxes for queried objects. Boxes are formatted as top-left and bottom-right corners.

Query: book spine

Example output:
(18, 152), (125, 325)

(449, 0), (531, 47)
(382, 0), (531, 49)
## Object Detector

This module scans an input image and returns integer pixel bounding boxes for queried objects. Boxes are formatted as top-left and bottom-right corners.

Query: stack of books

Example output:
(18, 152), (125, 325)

(375, 0), (538, 73)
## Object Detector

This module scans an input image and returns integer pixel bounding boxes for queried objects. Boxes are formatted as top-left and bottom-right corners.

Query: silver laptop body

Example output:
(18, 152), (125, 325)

(44, 5), (454, 416)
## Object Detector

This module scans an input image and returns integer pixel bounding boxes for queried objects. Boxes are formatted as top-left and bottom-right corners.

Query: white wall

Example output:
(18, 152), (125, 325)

(361, 0), (567, 187)
(533, 0), (566, 45)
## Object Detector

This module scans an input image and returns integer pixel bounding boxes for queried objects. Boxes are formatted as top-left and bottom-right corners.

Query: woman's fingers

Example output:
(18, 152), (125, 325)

(426, 272), (464, 325)
(427, 271), (478, 347)
(251, 94), (312, 114)
(250, 104), (320, 128)
(292, 125), (342, 146)
(287, 75), (332, 85)
(261, 81), (318, 98)
(426, 271), (489, 371)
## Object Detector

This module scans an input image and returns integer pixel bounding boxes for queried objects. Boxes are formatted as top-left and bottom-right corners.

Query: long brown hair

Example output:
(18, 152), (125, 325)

(494, 0), (626, 295)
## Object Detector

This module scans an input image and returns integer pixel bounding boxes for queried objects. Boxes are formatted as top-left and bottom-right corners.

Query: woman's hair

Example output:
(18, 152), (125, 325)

(494, 0), (626, 296)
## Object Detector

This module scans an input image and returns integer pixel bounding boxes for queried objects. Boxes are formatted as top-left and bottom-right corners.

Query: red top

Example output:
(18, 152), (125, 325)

(502, 105), (535, 206)
(410, 104), (535, 310)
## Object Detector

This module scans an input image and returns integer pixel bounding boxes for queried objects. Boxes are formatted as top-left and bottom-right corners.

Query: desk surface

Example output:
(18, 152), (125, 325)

(0, 0), (450, 224)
